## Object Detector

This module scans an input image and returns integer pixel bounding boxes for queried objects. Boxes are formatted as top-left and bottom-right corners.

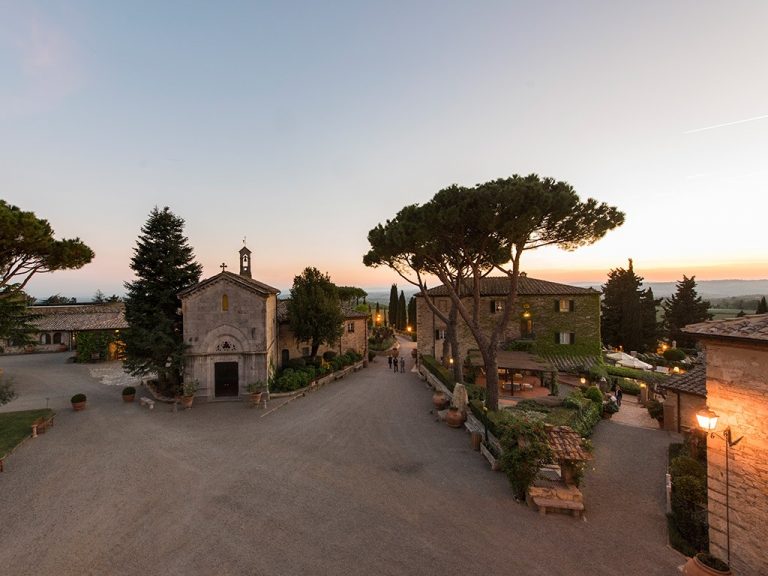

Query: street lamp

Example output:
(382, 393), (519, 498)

(696, 407), (743, 565)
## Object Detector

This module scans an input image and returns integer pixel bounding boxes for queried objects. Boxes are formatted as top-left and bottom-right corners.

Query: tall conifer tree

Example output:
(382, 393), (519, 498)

(122, 207), (202, 393)
(388, 284), (398, 326)
(662, 276), (712, 347)
(398, 291), (407, 330)
(601, 259), (660, 352)
(407, 296), (417, 331)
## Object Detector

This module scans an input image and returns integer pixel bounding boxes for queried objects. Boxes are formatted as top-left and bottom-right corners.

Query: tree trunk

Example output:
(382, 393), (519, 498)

(480, 346), (499, 411)
(448, 306), (462, 382)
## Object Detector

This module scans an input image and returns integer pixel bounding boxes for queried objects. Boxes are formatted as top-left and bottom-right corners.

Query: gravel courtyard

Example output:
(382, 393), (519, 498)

(0, 349), (684, 576)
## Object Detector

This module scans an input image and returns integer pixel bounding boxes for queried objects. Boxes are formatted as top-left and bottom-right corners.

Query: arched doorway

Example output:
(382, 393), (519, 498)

(214, 362), (239, 397)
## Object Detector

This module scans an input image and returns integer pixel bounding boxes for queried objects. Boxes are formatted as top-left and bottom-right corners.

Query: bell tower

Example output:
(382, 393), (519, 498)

(239, 245), (252, 278)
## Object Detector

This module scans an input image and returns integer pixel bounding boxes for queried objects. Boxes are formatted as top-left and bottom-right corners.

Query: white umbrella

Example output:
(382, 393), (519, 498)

(606, 351), (633, 362)
(617, 357), (653, 370)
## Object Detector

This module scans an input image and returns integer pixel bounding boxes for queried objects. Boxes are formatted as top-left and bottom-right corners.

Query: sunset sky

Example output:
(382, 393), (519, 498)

(2, 1), (767, 300)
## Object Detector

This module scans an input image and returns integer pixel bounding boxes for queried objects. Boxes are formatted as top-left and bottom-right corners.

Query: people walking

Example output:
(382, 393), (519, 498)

(393, 358), (398, 373)
(388, 355), (393, 369)
(616, 386), (623, 407)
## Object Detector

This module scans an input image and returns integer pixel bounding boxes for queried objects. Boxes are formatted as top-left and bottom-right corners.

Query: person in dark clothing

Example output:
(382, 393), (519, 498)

(393, 358), (398, 373)
(616, 386), (623, 407)
(388, 355), (392, 369)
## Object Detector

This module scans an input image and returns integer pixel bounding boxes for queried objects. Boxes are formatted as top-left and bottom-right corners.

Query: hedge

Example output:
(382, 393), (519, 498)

(420, 355), (455, 392)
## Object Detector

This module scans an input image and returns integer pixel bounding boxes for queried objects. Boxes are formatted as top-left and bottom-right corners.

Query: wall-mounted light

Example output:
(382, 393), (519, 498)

(579, 376), (586, 385)
(696, 407), (743, 565)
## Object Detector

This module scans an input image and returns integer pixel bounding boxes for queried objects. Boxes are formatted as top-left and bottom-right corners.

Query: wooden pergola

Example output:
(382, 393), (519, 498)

(468, 350), (555, 396)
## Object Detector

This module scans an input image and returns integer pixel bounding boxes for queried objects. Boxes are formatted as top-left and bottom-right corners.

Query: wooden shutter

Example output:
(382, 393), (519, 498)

(570, 332), (576, 344)
(569, 300), (575, 312)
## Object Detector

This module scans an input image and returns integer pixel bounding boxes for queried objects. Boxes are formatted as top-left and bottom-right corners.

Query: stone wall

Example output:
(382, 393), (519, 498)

(662, 391), (706, 433)
(416, 292), (601, 362)
(702, 340), (768, 575)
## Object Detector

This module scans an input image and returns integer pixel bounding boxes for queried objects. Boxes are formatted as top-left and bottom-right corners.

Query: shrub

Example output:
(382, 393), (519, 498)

(367, 351), (375, 362)
(646, 398), (664, 421)
(669, 455), (706, 480)
(588, 363), (608, 382)
(663, 348), (687, 362)
(603, 401), (619, 415)
(287, 358), (306, 370)
(322, 351), (337, 361)
(616, 377), (641, 395)
(605, 364), (667, 384)
(71, 393), (86, 403)
(499, 417), (553, 499)
(0, 375), (16, 406)
(584, 386), (604, 404)
(420, 355), (455, 392)
(122, 386), (136, 396)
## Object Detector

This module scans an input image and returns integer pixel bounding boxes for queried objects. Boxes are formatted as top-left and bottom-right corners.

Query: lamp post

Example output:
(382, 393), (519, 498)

(696, 407), (743, 565)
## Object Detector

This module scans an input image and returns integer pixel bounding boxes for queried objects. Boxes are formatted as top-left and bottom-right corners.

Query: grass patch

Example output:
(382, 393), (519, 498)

(0, 409), (55, 456)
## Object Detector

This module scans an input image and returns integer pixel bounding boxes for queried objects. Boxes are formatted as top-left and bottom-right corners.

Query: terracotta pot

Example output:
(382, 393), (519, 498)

(249, 392), (263, 407)
(445, 408), (466, 428)
(682, 555), (732, 576)
(122, 394), (135, 403)
(71, 401), (86, 412)
(432, 392), (448, 410)
(181, 395), (194, 409)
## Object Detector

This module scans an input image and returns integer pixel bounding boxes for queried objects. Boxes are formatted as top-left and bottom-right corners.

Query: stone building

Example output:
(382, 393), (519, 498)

(276, 300), (368, 368)
(416, 274), (601, 364)
(179, 247), (280, 399)
(180, 246), (369, 399)
(658, 363), (707, 433)
(684, 315), (768, 575)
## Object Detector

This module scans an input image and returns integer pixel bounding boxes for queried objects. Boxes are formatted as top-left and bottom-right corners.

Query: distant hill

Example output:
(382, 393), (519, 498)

(572, 279), (768, 300)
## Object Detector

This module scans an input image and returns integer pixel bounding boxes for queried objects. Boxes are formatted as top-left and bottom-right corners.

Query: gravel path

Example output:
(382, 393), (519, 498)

(0, 347), (684, 575)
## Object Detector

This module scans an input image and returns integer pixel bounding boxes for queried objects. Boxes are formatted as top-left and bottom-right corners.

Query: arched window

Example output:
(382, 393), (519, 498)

(53, 332), (62, 344)
(222, 294), (229, 312)
(41, 333), (51, 344)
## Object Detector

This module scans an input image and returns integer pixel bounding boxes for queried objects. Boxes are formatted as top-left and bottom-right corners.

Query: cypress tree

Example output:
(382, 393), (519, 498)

(407, 296), (417, 332)
(398, 291), (407, 330)
(757, 296), (768, 314)
(122, 207), (202, 394)
(388, 283), (398, 326)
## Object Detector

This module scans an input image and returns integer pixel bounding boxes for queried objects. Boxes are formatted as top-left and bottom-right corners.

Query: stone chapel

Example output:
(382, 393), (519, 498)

(179, 246), (280, 400)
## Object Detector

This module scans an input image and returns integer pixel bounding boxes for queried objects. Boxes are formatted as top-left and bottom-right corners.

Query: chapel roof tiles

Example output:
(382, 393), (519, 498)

(683, 314), (768, 344)
(178, 271), (280, 299)
(420, 275), (598, 297)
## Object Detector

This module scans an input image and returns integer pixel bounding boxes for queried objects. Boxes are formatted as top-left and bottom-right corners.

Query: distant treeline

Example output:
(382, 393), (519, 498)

(709, 296), (763, 311)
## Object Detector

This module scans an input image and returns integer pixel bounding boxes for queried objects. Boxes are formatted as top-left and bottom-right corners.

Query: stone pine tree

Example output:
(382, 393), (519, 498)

(388, 284), (398, 326)
(287, 267), (344, 358)
(757, 296), (768, 315)
(662, 275), (712, 348)
(122, 207), (202, 394)
(365, 174), (624, 410)
(601, 259), (660, 352)
(0, 199), (93, 344)
(397, 291), (407, 330)
(407, 296), (417, 331)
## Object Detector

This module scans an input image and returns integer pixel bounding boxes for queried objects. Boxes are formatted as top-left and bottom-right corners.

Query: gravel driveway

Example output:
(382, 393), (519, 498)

(0, 348), (684, 576)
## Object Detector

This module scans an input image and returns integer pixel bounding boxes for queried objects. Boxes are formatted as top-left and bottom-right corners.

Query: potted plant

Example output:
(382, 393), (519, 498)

(602, 400), (619, 419)
(122, 386), (136, 403)
(181, 380), (197, 409)
(646, 398), (665, 427)
(445, 405), (467, 428)
(246, 380), (265, 407)
(682, 552), (731, 575)
(71, 393), (87, 411)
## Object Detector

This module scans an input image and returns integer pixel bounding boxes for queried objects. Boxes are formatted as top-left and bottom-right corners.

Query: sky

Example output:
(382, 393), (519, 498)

(2, 1), (767, 300)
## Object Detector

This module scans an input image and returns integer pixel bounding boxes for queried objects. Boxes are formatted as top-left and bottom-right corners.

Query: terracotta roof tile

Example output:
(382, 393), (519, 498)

(683, 314), (768, 344)
(30, 304), (128, 331)
(659, 363), (706, 397)
(421, 276), (599, 297)
(545, 426), (591, 462)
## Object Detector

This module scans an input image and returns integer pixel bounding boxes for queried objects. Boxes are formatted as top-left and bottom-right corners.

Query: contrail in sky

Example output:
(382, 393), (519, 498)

(685, 114), (768, 134)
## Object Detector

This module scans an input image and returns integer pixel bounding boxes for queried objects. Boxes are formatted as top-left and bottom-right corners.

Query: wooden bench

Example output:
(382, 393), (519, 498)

(31, 414), (55, 438)
(531, 496), (584, 518)
(139, 397), (155, 410)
